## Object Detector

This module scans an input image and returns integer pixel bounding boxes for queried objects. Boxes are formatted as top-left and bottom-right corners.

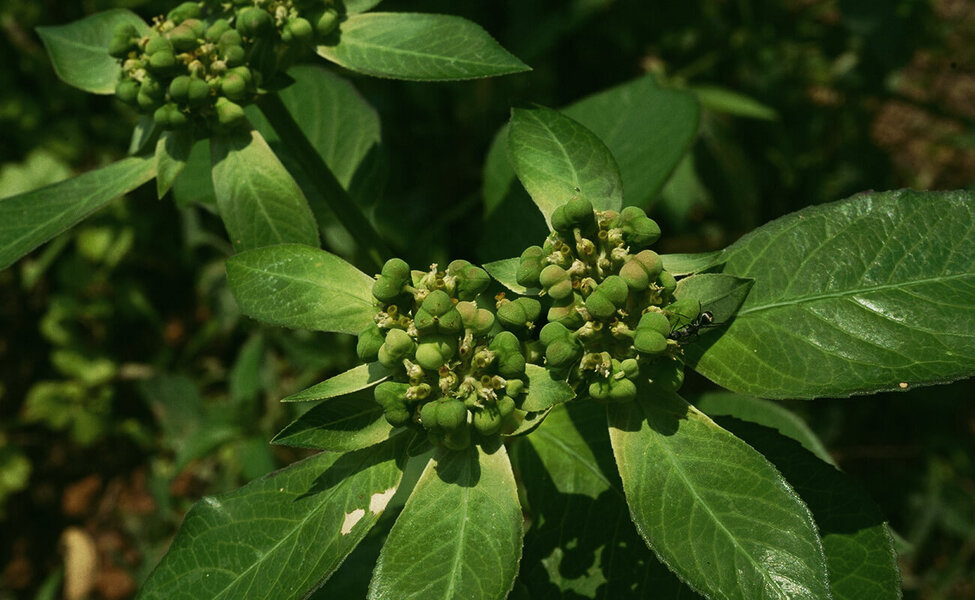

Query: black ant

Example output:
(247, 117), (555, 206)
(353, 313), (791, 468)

(668, 311), (717, 343)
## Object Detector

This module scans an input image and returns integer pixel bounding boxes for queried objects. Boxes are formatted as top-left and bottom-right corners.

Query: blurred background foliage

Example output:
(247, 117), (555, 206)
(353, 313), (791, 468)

(1, 0), (973, 598)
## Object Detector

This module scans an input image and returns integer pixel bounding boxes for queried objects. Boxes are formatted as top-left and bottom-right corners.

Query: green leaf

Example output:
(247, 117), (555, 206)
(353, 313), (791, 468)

(522, 364), (575, 412)
(37, 9), (149, 94)
(226, 244), (377, 335)
(693, 392), (835, 466)
(210, 129), (320, 251)
(661, 251), (722, 276)
(508, 106), (624, 226)
(483, 257), (540, 296)
(172, 140), (216, 209)
(674, 273), (753, 326)
(368, 441), (523, 600)
(687, 190), (975, 398)
(607, 391), (832, 600)
(346, 0), (384, 13)
(0, 156), (156, 270)
(284, 363), (389, 403)
(481, 76), (700, 258)
(272, 389), (395, 452)
(155, 129), (193, 200)
(518, 402), (698, 599)
(248, 66), (381, 192)
(317, 13), (529, 81)
(562, 75), (700, 208)
(139, 436), (408, 600)
(502, 406), (553, 438)
(692, 85), (778, 121)
(716, 419), (900, 600)
(229, 333), (264, 408)
(128, 116), (158, 155)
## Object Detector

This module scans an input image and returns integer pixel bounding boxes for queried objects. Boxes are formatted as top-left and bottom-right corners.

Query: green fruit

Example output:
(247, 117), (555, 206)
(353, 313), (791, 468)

(379, 328), (415, 369)
(374, 381), (408, 406)
(283, 17), (314, 45)
(658, 271), (677, 297)
(504, 379), (524, 398)
(489, 331), (526, 378)
(372, 276), (403, 304)
(219, 30), (243, 48)
(546, 339), (581, 374)
(588, 379), (610, 401)
(167, 1), (201, 24)
(436, 307), (464, 334)
(148, 50), (177, 74)
(222, 44), (246, 67)
(205, 19), (232, 42)
(609, 378), (637, 402)
(637, 311), (671, 337)
(168, 75), (191, 103)
(539, 264), (572, 300)
(112, 23), (138, 41)
(316, 9), (341, 37)
(472, 309), (495, 336)
(214, 97), (245, 129)
(383, 405), (411, 427)
(220, 72), (248, 101)
(620, 358), (639, 379)
(115, 79), (139, 104)
(598, 275), (629, 306)
(539, 322), (571, 346)
(497, 396), (516, 420)
(422, 290), (453, 317)
(473, 405), (502, 436)
(237, 7), (273, 37)
(438, 400), (468, 431)
(419, 401), (439, 430)
(632, 250), (662, 277)
(633, 330), (668, 355)
(356, 324), (384, 362)
(497, 297), (541, 333)
(447, 260), (490, 301)
(381, 258), (410, 283)
(186, 77), (210, 106)
(548, 297), (585, 329)
(415, 337), (455, 371)
(516, 245), (546, 288)
(145, 34), (173, 56)
(584, 289), (616, 320)
(153, 104), (171, 129)
(168, 23), (198, 51)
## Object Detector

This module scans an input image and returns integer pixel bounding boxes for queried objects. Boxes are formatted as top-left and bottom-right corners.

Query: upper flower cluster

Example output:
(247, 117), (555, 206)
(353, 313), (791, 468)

(109, 0), (342, 131)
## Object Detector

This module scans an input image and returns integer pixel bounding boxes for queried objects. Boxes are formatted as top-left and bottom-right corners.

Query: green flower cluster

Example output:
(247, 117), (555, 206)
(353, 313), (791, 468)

(109, 0), (342, 131)
(358, 259), (529, 450)
(517, 198), (702, 401)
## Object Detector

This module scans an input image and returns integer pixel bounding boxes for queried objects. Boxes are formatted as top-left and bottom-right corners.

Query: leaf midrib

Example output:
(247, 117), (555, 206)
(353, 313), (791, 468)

(738, 271), (975, 317)
(640, 403), (801, 599)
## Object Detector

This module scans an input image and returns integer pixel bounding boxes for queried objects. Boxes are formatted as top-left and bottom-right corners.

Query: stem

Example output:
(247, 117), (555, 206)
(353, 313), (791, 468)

(257, 93), (391, 270)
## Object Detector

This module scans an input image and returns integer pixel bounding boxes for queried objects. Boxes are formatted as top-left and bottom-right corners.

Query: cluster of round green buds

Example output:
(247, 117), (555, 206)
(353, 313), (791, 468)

(516, 197), (696, 400)
(357, 258), (530, 450)
(110, 0), (344, 133)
